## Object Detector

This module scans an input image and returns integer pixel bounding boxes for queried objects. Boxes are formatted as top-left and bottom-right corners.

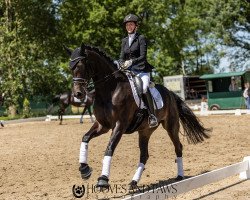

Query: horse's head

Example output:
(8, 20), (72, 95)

(65, 43), (93, 99)
(66, 43), (120, 99)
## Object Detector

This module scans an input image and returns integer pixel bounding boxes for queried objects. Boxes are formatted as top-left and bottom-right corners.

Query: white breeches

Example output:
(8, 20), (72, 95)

(135, 72), (150, 93)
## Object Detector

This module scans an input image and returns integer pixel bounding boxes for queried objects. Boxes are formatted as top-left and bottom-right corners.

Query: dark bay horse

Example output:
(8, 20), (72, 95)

(66, 44), (211, 189)
(49, 91), (95, 125)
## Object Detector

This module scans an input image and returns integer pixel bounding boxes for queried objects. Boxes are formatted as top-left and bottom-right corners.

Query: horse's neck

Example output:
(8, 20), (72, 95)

(91, 60), (117, 97)
(87, 50), (122, 101)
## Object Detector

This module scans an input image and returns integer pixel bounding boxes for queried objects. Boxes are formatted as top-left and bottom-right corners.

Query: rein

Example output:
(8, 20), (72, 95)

(73, 68), (122, 88)
(93, 69), (122, 85)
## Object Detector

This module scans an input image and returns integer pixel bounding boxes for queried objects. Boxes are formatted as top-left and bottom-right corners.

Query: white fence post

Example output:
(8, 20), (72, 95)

(200, 102), (208, 116)
(239, 156), (250, 179)
(45, 115), (52, 121)
(235, 109), (242, 116)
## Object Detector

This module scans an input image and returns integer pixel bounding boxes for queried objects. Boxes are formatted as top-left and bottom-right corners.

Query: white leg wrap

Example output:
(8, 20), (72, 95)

(132, 163), (145, 182)
(79, 142), (88, 164)
(101, 156), (112, 178)
(176, 157), (184, 177)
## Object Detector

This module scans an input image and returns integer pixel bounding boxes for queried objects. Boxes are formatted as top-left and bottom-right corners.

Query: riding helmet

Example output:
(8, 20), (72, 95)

(123, 14), (139, 24)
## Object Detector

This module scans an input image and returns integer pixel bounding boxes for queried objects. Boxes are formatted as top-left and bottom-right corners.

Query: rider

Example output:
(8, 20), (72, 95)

(119, 13), (158, 128)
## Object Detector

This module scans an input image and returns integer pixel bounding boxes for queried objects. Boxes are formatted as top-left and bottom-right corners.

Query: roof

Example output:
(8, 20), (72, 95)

(200, 71), (246, 80)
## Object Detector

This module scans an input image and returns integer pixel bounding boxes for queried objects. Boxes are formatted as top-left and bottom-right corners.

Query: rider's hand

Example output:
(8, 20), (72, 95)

(123, 59), (133, 69)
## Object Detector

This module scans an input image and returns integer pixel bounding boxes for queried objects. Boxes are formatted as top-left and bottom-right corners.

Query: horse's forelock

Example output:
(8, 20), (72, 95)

(71, 47), (83, 60)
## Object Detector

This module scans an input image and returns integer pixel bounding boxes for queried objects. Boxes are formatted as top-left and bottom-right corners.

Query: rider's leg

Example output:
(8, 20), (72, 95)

(138, 72), (158, 128)
(142, 89), (158, 127)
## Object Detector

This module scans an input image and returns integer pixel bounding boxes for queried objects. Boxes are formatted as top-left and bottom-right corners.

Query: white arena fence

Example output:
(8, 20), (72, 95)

(122, 156), (250, 200)
(195, 109), (250, 116)
(45, 108), (250, 121)
(45, 115), (95, 121)
(189, 102), (250, 116)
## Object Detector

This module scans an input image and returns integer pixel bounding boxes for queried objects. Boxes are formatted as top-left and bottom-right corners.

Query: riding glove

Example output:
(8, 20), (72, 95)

(123, 59), (133, 69)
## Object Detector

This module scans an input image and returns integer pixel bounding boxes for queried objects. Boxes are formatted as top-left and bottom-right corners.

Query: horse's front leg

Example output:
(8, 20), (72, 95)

(79, 122), (109, 179)
(96, 122), (125, 189)
(129, 129), (154, 188)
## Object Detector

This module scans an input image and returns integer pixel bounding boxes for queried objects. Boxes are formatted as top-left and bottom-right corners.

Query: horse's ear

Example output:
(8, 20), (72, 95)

(63, 44), (72, 56)
(80, 43), (86, 55)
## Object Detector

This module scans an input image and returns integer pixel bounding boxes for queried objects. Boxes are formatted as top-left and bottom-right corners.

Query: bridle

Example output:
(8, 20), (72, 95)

(70, 56), (122, 88)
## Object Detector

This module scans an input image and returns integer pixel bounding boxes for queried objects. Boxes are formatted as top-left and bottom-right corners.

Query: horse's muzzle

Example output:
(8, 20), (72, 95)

(75, 91), (84, 99)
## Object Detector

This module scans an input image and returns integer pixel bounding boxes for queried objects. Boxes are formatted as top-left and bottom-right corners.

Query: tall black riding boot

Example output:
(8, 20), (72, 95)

(142, 89), (158, 128)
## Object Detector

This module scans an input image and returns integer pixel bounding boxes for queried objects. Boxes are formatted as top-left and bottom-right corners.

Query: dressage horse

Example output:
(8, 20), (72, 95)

(66, 43), (210, 189)
(49, 91), (95, 125)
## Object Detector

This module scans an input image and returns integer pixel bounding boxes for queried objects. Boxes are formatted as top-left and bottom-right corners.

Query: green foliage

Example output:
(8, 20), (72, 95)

(0, 0), (249, 117)
(0, 0), (70, 116)
(22, 98), (31, 118)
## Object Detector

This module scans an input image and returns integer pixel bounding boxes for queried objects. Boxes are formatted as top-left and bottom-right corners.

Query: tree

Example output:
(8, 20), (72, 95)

(206, 0), (250, 70)
(0, 0), (69, 115)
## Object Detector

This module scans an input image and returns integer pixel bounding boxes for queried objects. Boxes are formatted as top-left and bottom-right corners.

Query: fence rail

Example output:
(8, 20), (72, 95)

(45, 114), (95, 121)
(122, 156), (250, 200)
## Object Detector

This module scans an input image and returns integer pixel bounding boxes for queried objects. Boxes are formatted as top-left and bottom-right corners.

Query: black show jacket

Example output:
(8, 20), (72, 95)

(119, 33), (153, 72)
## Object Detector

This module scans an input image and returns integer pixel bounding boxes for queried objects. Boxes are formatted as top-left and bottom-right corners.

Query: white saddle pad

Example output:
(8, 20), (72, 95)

(127, 73), (164, 109)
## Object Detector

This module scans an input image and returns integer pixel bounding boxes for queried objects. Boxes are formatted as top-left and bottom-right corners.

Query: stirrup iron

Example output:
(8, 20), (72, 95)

(148, 114), (158, 128)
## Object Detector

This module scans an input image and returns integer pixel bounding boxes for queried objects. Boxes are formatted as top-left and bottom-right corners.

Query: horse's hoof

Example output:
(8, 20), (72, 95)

(80, 121), (83, 124)
(128, 180), (137, 190)
(79, 164), (92, 180)
(175, 175), (184, 181)
(96, 175), (110, 189)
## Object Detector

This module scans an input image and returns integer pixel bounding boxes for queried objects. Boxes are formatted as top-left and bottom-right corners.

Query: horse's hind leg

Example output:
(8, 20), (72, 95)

(129, 129), (154, 187)
(59, 111), (63, 125)
(58, 108), (63, 125)
(88, 107), (95, 123)
(80, 106), (87, 124)
(163, 119), (184, 180)
(59, 106), (66, 125)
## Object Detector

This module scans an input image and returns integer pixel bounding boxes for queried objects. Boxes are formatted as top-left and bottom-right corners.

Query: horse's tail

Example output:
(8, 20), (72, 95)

(47, 95), (61, 114)
(171, 91), (211, 144)
(52, 95), (61, 104)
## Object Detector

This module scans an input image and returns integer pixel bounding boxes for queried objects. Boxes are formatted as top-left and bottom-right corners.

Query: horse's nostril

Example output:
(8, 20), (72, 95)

(76, 92), (83, 98)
